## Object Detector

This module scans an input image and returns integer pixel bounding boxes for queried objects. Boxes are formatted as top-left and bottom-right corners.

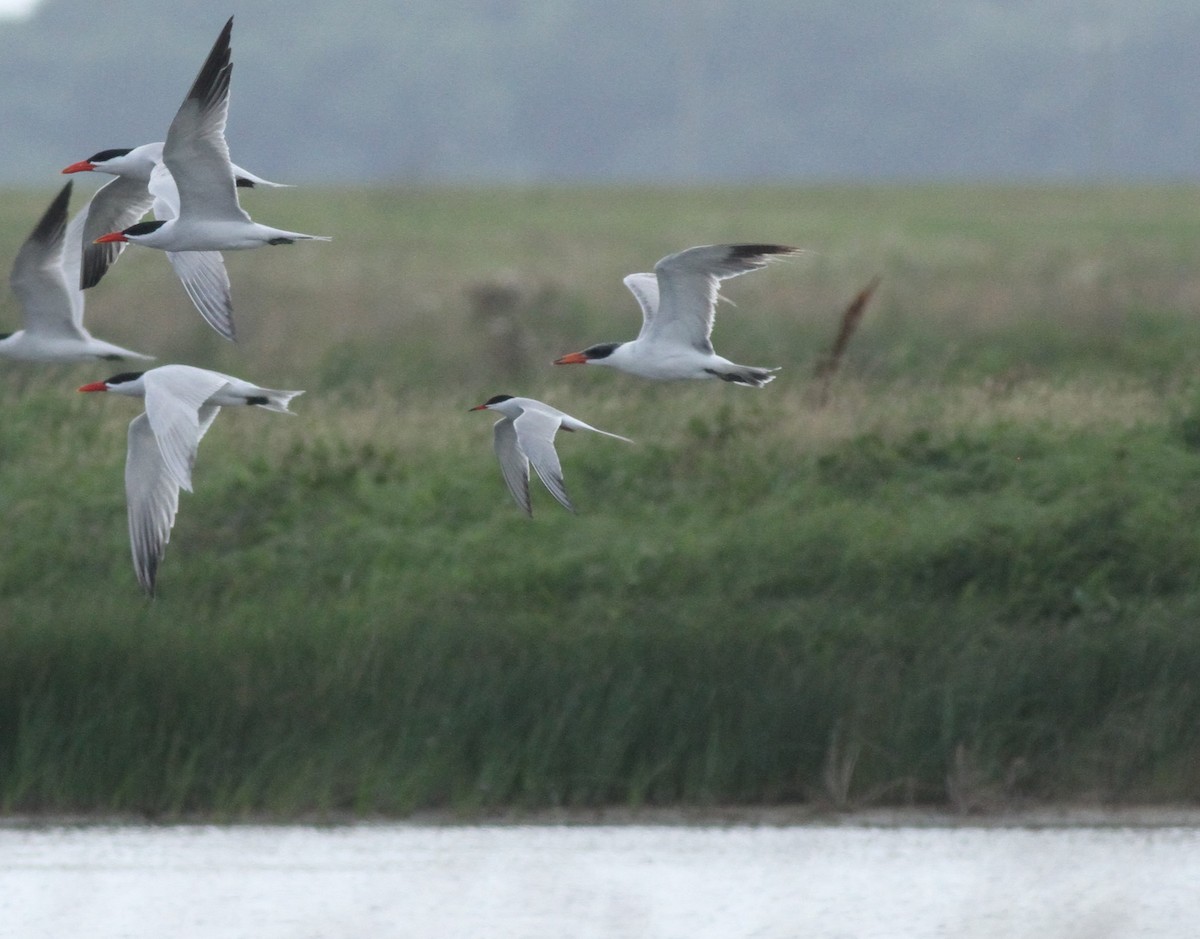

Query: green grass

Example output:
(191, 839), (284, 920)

(2, 184), (1200, 817)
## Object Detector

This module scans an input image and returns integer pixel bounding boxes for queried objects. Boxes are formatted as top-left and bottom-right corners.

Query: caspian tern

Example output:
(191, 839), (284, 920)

(554, 243), (801, 387)
(79, 364), (303, 596)
(62, 140), (287, 291)
(91, 17), (329, 341)
(469, 394), (631, 516)
(1, 181), (153, 363)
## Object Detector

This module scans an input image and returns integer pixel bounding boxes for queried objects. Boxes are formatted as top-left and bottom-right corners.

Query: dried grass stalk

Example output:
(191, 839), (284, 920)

(813, 275), (881, 407)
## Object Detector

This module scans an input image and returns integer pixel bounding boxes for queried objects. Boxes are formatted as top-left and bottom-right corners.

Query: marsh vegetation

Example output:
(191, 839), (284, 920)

(2, 184), (1199, 815)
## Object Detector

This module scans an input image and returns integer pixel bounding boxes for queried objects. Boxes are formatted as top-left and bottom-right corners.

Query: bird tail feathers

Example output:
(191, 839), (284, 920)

(255, 389), (305, 413)
(710, 365), (780, 387)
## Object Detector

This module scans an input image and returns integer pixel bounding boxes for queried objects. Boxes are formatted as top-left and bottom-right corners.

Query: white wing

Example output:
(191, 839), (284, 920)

(229, 161), (290, 189)
(9, 182), (86, 341)
(79, 175), (155, 289)
(141, 367), (228, 492)
(148, 160), (180, 220)
(513, 408), (574, 513)
(148, 163), (235, 340)
(492, 417), (532, 516)
(62, 204), (89, 330)
(166, 250), (235, 340)
(125, 412), (183, 596)
(624, 272), (660, 339)
(162, 17), (249, 224)
(645, 243), (801, 352)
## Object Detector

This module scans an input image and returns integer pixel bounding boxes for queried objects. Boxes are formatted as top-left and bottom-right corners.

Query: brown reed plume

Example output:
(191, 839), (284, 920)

(813, 275), (881, 407)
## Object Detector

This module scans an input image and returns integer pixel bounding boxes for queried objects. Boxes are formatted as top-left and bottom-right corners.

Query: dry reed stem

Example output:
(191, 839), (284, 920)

(813, 275), (882, 408)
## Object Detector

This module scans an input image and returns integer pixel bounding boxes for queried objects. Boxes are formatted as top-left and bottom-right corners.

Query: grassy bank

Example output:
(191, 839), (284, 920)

(1, 185), (1200, 816)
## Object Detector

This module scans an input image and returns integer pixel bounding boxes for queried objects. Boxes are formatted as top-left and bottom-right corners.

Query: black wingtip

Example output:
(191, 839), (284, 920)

(184, 17), (234, 106)
(27, 181), (72, 247)
(80, 242), (122, 290)
(729, 243), (800, 260)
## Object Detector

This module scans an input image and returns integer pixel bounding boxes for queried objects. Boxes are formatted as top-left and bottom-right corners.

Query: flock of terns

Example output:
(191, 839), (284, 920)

(3, 17), (801, 596)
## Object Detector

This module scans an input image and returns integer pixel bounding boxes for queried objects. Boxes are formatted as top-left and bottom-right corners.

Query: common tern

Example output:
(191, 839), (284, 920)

(554, 243), (800, 387)
(469, 395), (632, 516)
(1, 182), (152, 363)
(91, 17), (329, 341)
(79, 364), (303, 595)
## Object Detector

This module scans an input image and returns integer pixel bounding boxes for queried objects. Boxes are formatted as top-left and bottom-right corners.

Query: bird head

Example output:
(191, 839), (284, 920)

(469, 394), (516, 412)
(78, 371), (146, 394)
(553, 342), (621, 365)
(61, 148), (135, 175)
(93, 220), (168, 245)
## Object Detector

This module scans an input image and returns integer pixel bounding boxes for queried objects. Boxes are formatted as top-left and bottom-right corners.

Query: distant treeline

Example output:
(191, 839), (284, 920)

(1, 0), (1198, 184)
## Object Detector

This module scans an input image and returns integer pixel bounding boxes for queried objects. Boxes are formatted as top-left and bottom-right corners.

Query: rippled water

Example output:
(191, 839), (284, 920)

(2, 821), (1198, 938)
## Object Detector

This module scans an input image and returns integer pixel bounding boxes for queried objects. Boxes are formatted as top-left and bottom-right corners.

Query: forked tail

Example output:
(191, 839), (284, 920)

(707, 365), (780, 388)
(252, 389), (305, 413)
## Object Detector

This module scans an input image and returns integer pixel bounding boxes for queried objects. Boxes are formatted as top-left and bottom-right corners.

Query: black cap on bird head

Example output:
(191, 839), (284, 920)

(123, 220), (169, 237)
(469, 394), (515, 411)
(104, 371), (146, 385)
(86, 148), (134, 163)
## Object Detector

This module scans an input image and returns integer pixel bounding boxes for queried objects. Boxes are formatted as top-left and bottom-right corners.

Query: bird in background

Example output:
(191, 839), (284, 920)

(0, 181), (153, 363)
(469, 395), (632, 516)
(79, 364), (303, 596)
(554, 243), (801, 387)
(62, 141), (287, 291)
(90, 16), (329, 341)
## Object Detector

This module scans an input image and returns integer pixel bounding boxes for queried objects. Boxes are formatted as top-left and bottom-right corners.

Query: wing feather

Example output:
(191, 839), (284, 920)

(141, 367), (228, 492)
(513, 408), (574, 513)
(9, 182), (86, 341)
(166, 250), (235, 340)
(493, 418), (532, 516)
(79, 175), (155, 289)
(125, 412), (182, 596)
(162, 17), (248, 224)
(624, 272), (661, 340)
(644, 243), (801, 352)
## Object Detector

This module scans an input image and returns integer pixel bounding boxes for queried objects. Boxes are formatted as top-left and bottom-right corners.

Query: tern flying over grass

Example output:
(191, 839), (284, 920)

(79, 364), (303, 596)
(90, 17), (328, 341)
(62, 141), (286, 292)
(554, 243), (800, 387)
(469, 395), (632, 516)
(0, 181), (153, 363)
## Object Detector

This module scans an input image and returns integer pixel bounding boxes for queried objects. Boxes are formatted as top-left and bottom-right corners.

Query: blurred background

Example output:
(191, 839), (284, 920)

(0, 0), (1196, 185)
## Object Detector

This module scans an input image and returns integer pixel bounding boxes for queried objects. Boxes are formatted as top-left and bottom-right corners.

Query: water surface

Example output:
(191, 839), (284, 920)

(2, 821), (1197, 938)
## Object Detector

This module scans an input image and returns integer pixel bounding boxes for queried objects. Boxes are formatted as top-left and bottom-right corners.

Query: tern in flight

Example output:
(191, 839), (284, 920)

(79, 364), (303, 595)
(469, 395), (632, 515)
(554, 243), (801, 387)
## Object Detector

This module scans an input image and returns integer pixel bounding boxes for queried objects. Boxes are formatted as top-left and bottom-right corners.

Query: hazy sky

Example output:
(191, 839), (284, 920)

(0, 0), (36, 16)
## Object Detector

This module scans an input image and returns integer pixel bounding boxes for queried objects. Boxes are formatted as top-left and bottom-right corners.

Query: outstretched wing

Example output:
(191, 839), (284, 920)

(513, 408), (574, 513)
(9, 182), (86, 341)
(125, 412), (183, 596)
(79, 175), (155, 289)
(644, 243), (801, 352)
(624, 272), (660, 339)
(492, 417), (532, 516)
(162, 17), (248, 224)
(166, 250), (235, 341)
(141, 366), (228, 492)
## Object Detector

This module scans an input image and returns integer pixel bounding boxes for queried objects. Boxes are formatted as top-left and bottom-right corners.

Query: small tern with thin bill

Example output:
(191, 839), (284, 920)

(469, 395), (632, 516)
